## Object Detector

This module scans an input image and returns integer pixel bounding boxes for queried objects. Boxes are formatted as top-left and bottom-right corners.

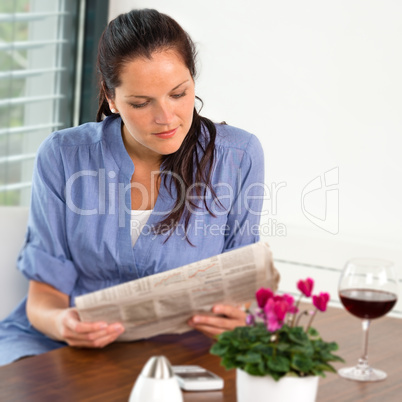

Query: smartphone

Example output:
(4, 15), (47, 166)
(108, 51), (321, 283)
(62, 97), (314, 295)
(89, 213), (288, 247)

(172, 365), (224, 391)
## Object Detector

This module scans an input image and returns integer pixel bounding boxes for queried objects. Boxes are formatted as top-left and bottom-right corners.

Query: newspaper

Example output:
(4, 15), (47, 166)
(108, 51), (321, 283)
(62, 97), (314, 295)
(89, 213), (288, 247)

(75, 242), (276, 341)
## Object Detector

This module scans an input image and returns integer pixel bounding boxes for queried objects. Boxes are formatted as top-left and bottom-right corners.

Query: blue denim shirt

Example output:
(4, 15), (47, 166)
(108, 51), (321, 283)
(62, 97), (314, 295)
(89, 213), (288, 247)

(0, 116), (265, 365)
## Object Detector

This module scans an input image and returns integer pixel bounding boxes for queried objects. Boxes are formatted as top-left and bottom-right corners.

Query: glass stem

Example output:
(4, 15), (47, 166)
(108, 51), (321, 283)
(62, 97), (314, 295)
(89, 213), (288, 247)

(358, 319), (371, 368)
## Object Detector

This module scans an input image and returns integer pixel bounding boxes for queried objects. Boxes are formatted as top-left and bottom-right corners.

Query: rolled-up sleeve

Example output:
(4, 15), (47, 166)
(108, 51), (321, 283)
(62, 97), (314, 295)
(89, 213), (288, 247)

(17, 135), (78, 295)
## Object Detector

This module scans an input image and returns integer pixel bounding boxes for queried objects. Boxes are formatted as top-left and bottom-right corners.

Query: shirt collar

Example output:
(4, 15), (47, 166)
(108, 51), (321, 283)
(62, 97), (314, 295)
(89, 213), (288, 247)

(103, 115), (134, 178)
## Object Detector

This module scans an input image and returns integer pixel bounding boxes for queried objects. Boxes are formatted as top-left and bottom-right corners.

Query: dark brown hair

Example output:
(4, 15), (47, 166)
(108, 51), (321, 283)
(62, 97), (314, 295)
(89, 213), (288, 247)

(96, 9), (218, 242)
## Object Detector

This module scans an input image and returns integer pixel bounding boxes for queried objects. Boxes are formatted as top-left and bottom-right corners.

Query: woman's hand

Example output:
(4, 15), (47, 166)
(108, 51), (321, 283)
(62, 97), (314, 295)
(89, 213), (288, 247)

(27, 280), (124, 348)
(54, 308), (125, 348)
(187, 304), (247, 338)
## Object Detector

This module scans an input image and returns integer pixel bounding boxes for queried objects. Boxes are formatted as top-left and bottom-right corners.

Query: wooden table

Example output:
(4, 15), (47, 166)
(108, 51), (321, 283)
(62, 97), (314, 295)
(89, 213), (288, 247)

(0, 305), (401, 401)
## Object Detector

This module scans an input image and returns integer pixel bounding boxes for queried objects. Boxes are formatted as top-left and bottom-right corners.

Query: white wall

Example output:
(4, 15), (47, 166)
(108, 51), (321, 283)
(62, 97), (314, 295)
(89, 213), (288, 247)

(0, 207), (29, 320)
(109, 1), (402, 315)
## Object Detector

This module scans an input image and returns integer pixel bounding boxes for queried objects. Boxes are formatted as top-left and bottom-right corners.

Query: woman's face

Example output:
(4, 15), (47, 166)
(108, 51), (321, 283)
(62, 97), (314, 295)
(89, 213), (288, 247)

(108, 50), (195, 162)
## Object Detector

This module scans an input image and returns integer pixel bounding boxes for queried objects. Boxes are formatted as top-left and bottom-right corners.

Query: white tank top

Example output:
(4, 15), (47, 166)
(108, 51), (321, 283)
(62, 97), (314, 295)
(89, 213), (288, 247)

(130, 210), (153, 247)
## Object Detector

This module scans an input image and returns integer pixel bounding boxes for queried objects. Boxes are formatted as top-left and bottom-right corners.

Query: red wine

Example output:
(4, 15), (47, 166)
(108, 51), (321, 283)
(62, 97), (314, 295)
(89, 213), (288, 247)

(339, 289), (397, 319)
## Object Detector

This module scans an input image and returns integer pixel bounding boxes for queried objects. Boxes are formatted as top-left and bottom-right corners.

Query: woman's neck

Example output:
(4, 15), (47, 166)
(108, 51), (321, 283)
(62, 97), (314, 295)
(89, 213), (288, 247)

(121, 123), (163, 169)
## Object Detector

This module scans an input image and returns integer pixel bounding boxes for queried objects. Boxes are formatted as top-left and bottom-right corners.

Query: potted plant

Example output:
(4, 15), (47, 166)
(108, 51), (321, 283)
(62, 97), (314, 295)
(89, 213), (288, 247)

(210, 278), (344, 402)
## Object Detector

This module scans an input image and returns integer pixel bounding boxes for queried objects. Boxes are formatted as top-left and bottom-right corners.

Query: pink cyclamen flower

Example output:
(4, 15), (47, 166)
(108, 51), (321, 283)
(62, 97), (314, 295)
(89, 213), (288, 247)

(297, 278), (314, 297)
(273, 299), (290, 321)
(263, 293), (297, 332)
(312, 292), (330, 312)
(280, 294), (298, 314)
(264, 298), (283, 332)
(256, 288), (274, 308)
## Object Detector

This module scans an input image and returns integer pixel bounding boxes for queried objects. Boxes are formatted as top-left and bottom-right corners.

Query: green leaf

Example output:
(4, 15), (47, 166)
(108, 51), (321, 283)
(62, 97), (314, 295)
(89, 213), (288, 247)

(267, 356), (290, 373)
(314, 363), (337, 373)
(221, 356), (237, 370)
(270, 371), (285, 381)
(275, 342), (291, 352)
(253, 344), (274, 356)
(244, 363), (263, 376)
(236, 351), (263, 364)
(210, 343), (228, 356)
(329, 354), (345, 363)
(258, 361), (266, 376)
(291, 355), (313, 372)
(308, 327), (319, 337)
(288, 327), (309, 345)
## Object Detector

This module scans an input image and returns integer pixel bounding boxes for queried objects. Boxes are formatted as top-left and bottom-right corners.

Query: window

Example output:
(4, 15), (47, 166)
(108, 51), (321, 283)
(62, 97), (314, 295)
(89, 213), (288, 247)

(0, 0), (80, 206)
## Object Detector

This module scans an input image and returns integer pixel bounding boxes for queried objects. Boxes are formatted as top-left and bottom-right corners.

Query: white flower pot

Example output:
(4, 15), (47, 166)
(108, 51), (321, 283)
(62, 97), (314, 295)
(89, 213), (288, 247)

(236, 369), (319, 402)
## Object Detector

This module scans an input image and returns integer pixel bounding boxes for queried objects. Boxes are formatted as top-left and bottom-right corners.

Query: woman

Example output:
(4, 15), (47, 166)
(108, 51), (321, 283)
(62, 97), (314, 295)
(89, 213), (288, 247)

(0, 9), (270, 365)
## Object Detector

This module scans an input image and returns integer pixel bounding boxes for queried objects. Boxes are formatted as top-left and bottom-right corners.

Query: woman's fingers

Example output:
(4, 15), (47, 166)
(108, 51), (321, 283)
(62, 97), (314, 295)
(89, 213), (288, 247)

(212, 304), (247, 321)
(58, 308), (125, 347)
(188, 323), (225, 338)
(64, 309), (107, 333)
(64, 322), (124, 342)
(65, 327), (124, 348)
(188, 304), (247, 338)
(190, 313), (238, 331)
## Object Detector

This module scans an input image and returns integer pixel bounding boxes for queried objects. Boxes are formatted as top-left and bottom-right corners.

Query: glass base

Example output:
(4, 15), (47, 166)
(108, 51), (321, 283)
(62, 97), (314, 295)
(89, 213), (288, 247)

(338, 365), (387, 382)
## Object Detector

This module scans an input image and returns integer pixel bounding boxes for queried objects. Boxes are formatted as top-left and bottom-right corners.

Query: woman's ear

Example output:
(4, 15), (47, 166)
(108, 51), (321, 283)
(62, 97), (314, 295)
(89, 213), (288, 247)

(109, 104), (119, 114)
(102, 82), (119, 114)
(106, 97), (119, 114)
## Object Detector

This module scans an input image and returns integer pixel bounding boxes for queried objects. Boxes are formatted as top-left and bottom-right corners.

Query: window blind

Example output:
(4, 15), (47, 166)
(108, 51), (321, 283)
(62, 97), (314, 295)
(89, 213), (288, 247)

(0, 0), (80, 206)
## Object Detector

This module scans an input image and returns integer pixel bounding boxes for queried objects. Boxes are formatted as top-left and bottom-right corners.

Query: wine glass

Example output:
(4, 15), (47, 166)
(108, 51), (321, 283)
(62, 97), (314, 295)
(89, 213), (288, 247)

(338, 258), (399, 382)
